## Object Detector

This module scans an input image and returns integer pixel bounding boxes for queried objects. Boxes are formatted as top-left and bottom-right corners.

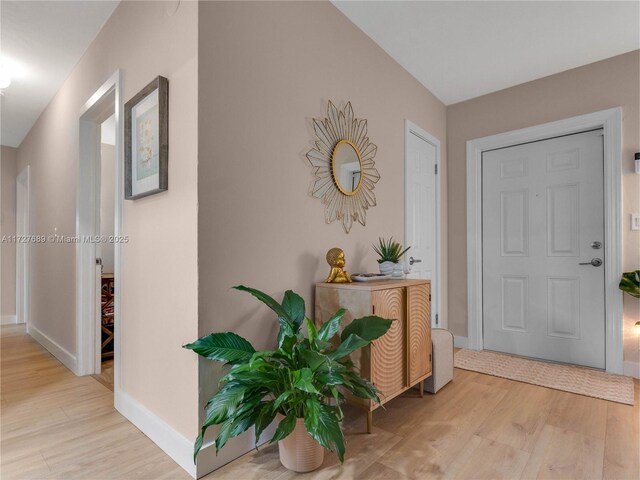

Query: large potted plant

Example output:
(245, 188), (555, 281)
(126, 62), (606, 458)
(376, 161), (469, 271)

(184, 285), (392, 472)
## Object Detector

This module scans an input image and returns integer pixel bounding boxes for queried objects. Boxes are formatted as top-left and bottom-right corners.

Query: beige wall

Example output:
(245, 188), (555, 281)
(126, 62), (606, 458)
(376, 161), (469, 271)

(16, 1), (199, 439)
(197, 0), (447, 468)
(1, 146), (17, 317)
(447, 50), (640, 366)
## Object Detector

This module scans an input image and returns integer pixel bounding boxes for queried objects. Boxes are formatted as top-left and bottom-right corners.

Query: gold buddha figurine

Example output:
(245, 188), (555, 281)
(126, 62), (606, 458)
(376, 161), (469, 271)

(325, 247), (353, 284)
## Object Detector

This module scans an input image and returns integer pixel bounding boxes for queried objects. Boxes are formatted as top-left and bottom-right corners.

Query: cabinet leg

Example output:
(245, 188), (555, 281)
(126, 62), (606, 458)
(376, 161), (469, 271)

(366, 411), (373, 434)
(420, 381), (424, 398)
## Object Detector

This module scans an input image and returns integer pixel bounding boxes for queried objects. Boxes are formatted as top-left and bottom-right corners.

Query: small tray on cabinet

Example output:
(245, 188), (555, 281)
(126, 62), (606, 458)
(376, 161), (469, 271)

(351, 273), (391, 282)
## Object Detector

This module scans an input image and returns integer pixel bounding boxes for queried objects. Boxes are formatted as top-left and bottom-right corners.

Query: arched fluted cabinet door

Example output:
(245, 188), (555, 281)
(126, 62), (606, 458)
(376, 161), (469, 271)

(408, 283), (432, 384)
(371, 288), (406, 399)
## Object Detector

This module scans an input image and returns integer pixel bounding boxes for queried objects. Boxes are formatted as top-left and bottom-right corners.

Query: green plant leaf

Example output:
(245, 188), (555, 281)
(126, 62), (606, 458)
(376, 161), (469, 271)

(299, 349), (328, 371)
(273, 390), (294, 411)
(234, 285), (291, 321)
(279, 333), (297, 354)
(270, 413), (297, 443)
(341, 316), (392, 342)
(329, 386), (342, 405)
(214, 417), (234, 453)
(315, 371), (347, 386)
(215, 395), (263, 453)
(183, 332), (256, 363)
(282, 290), (305, 329)
(619, 270), (640, 298)
(328, 333), (369, 361)
(193, 430), (205, 461)
(254, 402), (277, 445)
(223, 360), (280, 387)
(214, 418), (244, 454)
(202, 383), (246, 426)
(235, 285), (300, 342)
(304, 398), (345, 462)
(305, 395), (321, 426)
(305, 317), (318, 346)
(318, 309), (345, 341)
(278, 317), (297, 347)
(293, 368), (318, 393)
(343, 371), (381, 404)
(316, 339), (333, 350)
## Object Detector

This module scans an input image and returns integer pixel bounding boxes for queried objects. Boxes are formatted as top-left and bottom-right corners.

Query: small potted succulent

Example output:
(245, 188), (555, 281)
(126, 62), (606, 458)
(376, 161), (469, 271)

(373, 237), (411, 276)
(184, 286), (392, 472)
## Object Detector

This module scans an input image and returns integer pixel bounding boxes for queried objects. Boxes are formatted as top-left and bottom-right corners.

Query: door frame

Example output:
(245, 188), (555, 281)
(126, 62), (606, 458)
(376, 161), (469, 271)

(76, 70), (122, 386)
(466, 107), (623, 374)
(404, 119), (442, 329)
(15, 165), (30, 327)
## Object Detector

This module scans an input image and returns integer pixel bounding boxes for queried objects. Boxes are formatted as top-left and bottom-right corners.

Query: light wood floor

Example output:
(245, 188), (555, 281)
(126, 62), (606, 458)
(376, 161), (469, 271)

(91, 359), (114, 392)
(1, 324), (638, 480)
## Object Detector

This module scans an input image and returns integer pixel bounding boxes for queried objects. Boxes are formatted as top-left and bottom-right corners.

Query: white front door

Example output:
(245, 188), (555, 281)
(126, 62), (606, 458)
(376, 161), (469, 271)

(482, 129), (605, 369)
(405, 126), (439, 327)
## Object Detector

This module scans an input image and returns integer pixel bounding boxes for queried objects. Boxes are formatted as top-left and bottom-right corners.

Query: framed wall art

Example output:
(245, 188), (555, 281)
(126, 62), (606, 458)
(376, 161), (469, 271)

(125, 76), (168, 199)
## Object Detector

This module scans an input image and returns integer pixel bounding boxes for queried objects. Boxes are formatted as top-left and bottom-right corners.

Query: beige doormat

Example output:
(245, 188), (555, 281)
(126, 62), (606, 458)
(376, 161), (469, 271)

(455, 349), (634, 405)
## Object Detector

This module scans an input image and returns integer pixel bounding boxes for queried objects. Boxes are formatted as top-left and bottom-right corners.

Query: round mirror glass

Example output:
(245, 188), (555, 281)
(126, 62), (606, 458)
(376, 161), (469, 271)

(331, 140), (362, 196)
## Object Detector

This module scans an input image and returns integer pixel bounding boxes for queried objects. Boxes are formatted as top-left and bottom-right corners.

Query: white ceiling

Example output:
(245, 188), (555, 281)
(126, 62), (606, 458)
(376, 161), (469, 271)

(333, 1), (640, 105)
(1, 1), (119, 148)
(1, 2), (638, 148)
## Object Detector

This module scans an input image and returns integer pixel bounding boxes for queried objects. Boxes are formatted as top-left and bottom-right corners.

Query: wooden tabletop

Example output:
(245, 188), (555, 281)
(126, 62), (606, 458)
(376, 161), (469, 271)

(316, 278), (430, 291)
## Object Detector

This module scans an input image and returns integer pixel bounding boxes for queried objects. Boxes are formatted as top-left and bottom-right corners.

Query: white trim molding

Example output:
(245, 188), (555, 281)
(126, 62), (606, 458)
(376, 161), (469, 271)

(404, 119), (444, 329)
(623, 361), (640, 379)
(76, 69), (123, 384)
(195, 424), (277, 478)
(454, 336), (468, 349)
(115, 390), (196, 478)
(466, 107), (623, 375)
(115, 390), (277, 479)
(1, 315), (17, 325)
(15, 166), (31, 327)
(27, 324), (77, 373)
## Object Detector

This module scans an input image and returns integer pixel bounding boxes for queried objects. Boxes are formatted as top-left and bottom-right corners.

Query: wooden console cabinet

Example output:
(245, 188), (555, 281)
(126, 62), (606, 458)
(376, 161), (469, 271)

(315, 279), (431, 432)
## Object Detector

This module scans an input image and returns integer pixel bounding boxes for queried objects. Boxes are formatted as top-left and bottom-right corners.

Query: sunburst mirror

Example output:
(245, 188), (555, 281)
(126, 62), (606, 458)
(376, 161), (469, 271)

(306, 101), (380, 233)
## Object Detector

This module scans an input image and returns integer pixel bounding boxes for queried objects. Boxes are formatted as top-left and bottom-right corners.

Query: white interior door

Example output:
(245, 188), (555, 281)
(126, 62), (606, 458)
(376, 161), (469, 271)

(15, 166), (30, 326)
(405, 127), (439, 327)
(482, 129), (605, 369)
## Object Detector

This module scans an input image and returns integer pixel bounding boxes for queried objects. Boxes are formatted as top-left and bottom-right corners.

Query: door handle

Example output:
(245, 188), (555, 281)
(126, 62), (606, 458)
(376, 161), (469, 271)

(409, 257), (422, 266)
(579, 258), (602, 267)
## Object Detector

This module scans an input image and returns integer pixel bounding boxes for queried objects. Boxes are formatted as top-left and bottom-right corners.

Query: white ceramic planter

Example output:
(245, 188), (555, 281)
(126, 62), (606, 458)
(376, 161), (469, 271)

(391, 262), (406, 278)
(379, 261), (396, 276)
(277, 416), (324, 472)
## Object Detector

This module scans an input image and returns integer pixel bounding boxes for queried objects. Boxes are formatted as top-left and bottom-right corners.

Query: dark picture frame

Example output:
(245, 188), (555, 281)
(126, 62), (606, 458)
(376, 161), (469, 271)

(125, 76), (168, 199)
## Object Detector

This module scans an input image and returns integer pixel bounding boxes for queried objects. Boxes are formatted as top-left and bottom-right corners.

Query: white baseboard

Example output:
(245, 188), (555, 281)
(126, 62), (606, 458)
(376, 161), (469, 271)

(623, 361), (639, 379)
(27, 324), (77, 373)
(195, 422), (277, 478)
(1, 315), (17, 325)
(454, 336), (468, 349)
(115, 390), (197, 478)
